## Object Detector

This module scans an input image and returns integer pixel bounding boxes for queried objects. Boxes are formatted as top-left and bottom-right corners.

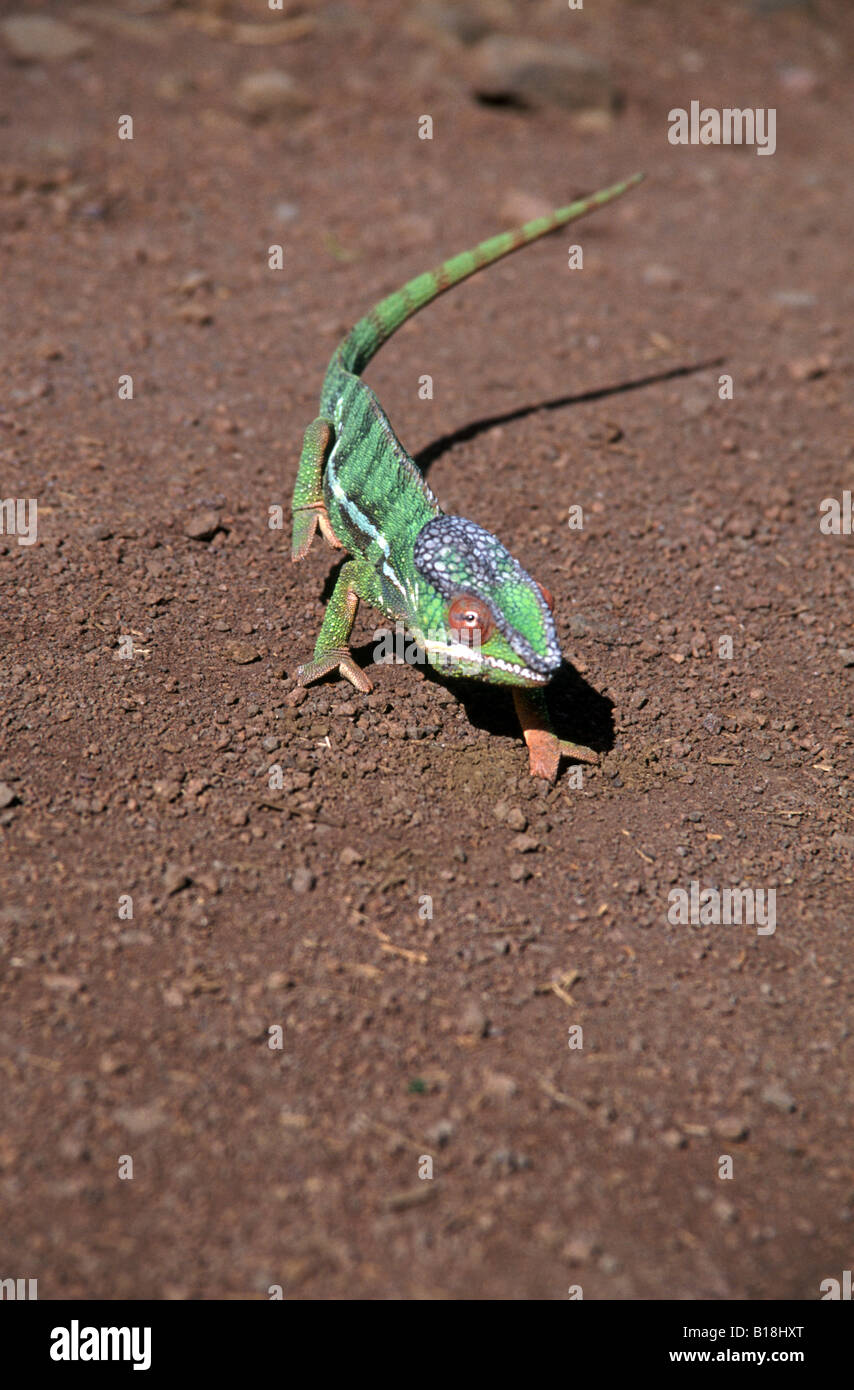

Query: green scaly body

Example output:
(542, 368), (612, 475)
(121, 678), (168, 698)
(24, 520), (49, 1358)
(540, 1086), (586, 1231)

(290, 173), (643, 778)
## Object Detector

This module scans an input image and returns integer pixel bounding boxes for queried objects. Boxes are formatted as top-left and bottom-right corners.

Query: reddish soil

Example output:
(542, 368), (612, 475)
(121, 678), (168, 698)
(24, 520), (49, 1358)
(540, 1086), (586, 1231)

(1, 0), (852, 1300)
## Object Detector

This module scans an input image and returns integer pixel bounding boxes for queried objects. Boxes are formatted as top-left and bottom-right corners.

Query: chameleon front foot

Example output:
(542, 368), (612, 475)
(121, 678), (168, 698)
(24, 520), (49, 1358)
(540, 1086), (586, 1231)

(296, 648), (373, 694)
(512, 689), (599, 782)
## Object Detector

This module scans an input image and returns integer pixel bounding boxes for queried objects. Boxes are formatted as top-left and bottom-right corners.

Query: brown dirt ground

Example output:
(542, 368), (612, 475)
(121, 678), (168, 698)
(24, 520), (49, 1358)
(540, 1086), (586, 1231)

(1, 0), (852, 1300)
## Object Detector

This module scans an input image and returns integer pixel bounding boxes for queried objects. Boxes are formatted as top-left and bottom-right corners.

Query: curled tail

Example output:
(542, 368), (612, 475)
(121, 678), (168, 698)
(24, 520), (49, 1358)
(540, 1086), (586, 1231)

(337, 173), (644, 377)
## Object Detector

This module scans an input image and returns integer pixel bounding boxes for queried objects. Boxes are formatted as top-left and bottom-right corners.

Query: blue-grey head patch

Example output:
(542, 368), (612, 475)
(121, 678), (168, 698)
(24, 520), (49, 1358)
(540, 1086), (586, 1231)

(412, 514), (562, 675)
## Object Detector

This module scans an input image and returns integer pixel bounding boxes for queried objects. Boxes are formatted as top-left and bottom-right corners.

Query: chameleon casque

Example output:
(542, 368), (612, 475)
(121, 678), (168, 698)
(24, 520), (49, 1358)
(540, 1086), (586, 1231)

(291, 173), (643, 780)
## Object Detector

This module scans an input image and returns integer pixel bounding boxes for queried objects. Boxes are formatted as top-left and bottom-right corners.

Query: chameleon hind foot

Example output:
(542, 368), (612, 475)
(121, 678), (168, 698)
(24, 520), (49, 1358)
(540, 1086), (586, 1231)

(291, 502), (344, 561)
(291, 417), (340, 560)
(296, 648), (373, 694)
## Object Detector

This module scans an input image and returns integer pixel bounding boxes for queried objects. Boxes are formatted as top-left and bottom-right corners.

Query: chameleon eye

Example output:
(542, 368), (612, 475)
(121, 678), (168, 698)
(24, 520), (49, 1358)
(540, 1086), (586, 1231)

(536, 582), (555, 612)
(447, 594), (494, 646)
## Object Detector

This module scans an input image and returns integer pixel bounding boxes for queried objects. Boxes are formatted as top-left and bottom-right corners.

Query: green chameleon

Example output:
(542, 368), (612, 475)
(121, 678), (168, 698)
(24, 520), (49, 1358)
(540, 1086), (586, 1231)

(291, 173), (643, 780)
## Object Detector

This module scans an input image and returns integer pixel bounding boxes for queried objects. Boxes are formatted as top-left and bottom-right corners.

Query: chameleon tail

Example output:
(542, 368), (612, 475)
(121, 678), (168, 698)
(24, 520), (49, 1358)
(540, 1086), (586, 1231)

(337, 172), (644, 376)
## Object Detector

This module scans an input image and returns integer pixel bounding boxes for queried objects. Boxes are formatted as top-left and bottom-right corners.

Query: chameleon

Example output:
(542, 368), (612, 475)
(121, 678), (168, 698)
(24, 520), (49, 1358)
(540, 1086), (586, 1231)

(291, 172), (644, 780)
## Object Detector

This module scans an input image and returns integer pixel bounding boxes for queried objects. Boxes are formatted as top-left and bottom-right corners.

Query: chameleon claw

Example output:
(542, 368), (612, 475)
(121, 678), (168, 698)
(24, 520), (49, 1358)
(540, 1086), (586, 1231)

(556, 739), (599, 766)
(522, 730), (599, 782)
(523, 728), (561, 782)
(512, 688), (599, 782)
(291, 503), (343, 561)
(296, 649), (373, 694)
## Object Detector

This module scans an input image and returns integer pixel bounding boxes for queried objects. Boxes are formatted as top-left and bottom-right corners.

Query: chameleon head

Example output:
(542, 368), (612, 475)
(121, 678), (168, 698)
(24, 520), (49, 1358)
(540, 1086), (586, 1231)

(410, 515), (562, 686)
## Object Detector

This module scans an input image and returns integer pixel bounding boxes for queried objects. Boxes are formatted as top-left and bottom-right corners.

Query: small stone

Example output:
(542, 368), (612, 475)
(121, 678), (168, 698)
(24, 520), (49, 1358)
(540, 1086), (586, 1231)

(339, 847), (364, 866)
(223, 641), (260, 665)
(291, 867), (315, 894)
(505, 807), (527, 832)
(383, 1184), (438, 1212)
(234, 70), (312, 120)
(153, 779), (182, 802)
(229, 808), (249, 828)
(511, 834), (539, 853)
(425, 1118), (455, 1147)
(163, 865), (192, 896)
(459, 1000), (488, 1037)
(176, 303), (213, 326)
(1, 16), (91, 62)
(0, 783), (20, 809)
(713, 1116), (750, 1142)
(114, 1103), (166, 1136)
(98, 1054), (126, 1076)
(643, 263), (682, 289)
(178, 270), (211, 296)
(509, 862), (531, 882)
(711, 1196), (738, 1224)
(490, 1148), (530, 1173)
(661, 1127), (687, 1149)
(482, 1071), (517, 1100)
(563, 1235), (597, 1263)
(266, 971), (293, 990)
(279, 1111), (310, 1130)
(787, 354), (831, 382)
(468, 35), (616, 112)
(761, 1083), (796, 1113)
(184, 509), (221, 542)
(42, 973), (82, 994)
(702, 713), (722, 735)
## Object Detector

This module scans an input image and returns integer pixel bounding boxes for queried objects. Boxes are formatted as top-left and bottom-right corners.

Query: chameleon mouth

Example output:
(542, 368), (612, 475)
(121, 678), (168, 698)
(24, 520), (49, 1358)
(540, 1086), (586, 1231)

(421, 638), (553, 683)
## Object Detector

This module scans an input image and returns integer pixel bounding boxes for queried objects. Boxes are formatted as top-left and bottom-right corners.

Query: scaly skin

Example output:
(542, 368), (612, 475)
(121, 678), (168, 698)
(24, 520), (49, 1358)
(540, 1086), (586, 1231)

(291, 173), (644, 779)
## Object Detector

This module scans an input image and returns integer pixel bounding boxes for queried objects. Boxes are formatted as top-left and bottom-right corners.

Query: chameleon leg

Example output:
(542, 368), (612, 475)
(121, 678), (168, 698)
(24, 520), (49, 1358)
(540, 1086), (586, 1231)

(512, 688), (600, 783)
(296, 559), (385, 694)
(291, 417), (343, 560)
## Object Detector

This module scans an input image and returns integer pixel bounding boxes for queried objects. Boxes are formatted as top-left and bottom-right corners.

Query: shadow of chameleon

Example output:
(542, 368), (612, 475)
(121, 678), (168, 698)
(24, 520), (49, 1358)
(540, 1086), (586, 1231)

(343, 637), (614, 760)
